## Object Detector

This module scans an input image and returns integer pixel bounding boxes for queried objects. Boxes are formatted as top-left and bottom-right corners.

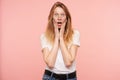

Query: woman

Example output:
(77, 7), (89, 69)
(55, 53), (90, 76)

(40, 1), (80, 80)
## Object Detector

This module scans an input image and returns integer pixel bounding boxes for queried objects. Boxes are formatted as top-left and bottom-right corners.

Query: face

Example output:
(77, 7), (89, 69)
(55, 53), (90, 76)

(53, 7), (67, 29)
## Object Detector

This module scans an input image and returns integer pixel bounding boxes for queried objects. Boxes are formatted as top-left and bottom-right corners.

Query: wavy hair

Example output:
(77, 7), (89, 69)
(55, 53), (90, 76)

(45, 1), (74, 46)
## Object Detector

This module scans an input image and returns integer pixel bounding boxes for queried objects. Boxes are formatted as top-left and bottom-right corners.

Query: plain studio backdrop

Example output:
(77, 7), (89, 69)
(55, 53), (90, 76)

(0, 0), (120, 80)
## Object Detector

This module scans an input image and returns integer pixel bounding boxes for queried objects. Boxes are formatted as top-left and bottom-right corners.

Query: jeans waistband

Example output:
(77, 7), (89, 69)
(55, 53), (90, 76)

(44, 70), (76, 79)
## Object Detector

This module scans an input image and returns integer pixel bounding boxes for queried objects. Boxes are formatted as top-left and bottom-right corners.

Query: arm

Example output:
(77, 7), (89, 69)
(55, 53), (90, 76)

(59, 20), (79, 67)
(42, 38), (59, 69)
(60, 37), (79, 67)
(41, 21), (60, 69)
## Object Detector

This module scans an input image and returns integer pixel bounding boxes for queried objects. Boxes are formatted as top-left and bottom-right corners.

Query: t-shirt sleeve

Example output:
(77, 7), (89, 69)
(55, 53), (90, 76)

(72, 30), (80, 47)
(40, 34), (48, 50)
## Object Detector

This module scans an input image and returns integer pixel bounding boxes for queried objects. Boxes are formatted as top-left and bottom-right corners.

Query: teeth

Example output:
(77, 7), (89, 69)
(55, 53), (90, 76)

(57, 22), (62, 24)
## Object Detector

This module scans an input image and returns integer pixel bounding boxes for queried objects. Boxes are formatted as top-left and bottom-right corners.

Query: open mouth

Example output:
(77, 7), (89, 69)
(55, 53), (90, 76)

(57, 22), (62, 25)
(57, 22), (62, 28)
(57, 22), (62, 31)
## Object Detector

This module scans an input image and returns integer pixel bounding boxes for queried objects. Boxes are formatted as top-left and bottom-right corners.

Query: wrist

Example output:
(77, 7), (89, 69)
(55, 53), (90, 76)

(60, 37), (64, 42)
(55, 37), (59, 42)
(60, 36), (63, 39)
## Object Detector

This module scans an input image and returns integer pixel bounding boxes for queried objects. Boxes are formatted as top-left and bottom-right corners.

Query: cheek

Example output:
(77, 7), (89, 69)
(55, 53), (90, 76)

(53, 17), (57, 22)
(62, 17), (66, 21)
(62, 18), (67, 23)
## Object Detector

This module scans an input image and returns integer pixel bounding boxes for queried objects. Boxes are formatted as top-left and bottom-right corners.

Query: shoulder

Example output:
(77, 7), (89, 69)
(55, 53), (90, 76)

(40, 33), (47, 41)
(73, 29), (80, 37)
(71, 29), (80, 46)
(40, 33), (45, 39)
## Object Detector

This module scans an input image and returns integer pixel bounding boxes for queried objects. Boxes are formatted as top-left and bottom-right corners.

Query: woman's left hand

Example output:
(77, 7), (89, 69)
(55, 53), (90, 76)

(60, 20), (67, 38)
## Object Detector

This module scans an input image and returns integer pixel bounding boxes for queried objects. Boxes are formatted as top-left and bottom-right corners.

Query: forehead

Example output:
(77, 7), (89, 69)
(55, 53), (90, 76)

(54, 7), (65, 13)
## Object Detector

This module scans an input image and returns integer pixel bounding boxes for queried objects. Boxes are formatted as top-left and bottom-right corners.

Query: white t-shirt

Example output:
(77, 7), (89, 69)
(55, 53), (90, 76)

(40, 30), (80, 74)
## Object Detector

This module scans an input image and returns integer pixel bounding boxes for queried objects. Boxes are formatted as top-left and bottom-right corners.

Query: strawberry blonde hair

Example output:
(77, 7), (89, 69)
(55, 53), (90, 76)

(45, 1), (74, 46)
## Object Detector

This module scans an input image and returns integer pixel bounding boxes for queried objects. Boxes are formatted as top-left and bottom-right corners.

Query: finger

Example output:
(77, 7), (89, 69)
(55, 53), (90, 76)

(53, 20), (58, 32)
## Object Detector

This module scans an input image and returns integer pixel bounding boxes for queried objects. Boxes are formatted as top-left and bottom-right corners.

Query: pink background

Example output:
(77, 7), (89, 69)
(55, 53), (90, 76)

(1, 0), (120, 80)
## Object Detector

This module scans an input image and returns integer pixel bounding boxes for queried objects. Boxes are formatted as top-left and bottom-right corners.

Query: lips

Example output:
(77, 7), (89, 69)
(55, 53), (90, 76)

(57, 22), (62, 28)
(57, 22), (62, 24)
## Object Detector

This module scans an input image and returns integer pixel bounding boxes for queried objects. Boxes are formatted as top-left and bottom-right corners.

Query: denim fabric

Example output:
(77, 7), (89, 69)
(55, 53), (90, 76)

(42, 74), (77, 80)
(42, 74), (55, 80)
(67, 78), (77, 80)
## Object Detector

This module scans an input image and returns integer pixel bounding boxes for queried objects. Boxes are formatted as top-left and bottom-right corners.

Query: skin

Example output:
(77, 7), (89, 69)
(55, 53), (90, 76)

(42, 7), (79, 69)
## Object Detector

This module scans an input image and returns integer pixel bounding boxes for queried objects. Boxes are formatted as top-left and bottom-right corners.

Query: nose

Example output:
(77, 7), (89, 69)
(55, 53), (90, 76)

(57, 18), (62, 21)
(57, 14), (62, 20)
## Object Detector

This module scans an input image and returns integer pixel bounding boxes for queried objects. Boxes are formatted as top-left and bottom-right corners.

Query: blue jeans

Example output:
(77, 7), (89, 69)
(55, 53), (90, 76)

(42, 71), (77, 80)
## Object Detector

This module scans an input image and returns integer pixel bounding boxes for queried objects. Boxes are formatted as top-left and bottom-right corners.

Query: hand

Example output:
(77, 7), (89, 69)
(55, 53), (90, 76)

(60, 20), (67, 38)
(53, 20), (60, 41)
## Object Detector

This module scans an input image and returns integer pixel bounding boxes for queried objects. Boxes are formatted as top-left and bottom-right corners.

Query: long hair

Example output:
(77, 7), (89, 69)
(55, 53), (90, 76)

(45, 1), (74, 46)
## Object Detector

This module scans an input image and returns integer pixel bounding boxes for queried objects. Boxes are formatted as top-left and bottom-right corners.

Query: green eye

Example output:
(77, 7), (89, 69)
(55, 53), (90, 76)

(61, 14), (65, 16)
(54, 13), (58, 16)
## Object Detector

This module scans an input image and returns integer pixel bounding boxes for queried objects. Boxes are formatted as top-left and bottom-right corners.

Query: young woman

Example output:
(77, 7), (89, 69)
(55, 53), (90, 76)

(40, 1), (80, 80)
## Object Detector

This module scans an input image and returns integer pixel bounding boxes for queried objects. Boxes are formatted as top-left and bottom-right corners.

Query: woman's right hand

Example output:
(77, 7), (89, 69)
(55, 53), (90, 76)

(53, 20), (60, 41)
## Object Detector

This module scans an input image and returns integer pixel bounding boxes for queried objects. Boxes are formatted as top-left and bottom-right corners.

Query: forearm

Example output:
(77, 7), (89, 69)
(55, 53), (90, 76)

(60, 38), (73, 67)
(46, 39), (59, 68)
